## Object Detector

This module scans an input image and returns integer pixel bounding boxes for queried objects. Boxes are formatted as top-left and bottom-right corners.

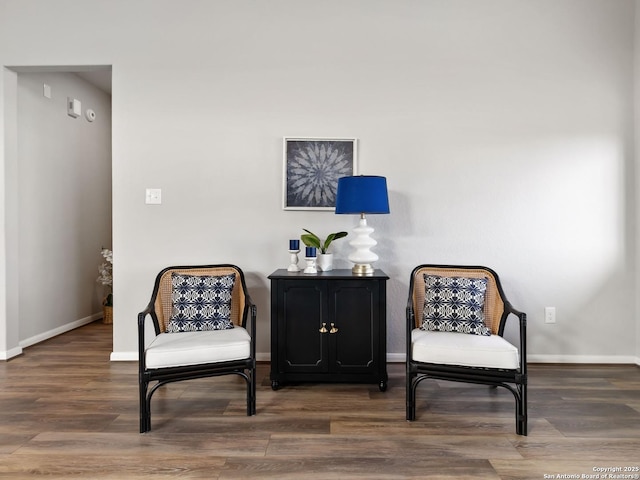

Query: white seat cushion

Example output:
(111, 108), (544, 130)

(145, 327), (250, 369)
(411, 328), (519, 370)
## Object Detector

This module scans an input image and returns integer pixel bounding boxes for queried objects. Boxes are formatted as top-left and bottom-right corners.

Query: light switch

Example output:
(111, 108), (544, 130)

(145, 188), (162, 205)
(43, 84), (52, 99)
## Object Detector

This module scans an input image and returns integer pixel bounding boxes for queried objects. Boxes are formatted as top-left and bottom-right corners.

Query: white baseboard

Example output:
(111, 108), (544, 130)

(110, 351), (138, 361)
(0, 313), (102, 361)
(18, 313), (102, 350)
(108, 351), (640, 367)
(386, 353), (406, 363)
(109, 352), (407, 363)
(528, 354), (640, 365)
(0, 345), (23, 360)
(256, 352), (270, 362)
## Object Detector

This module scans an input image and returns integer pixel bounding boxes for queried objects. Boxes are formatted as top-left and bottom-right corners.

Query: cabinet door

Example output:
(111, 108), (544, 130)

(328, 280), (379, 374)
(278, 281), (329, 373)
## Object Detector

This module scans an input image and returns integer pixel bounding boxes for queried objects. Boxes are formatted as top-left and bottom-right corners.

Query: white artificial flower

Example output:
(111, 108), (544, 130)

(97, 249), (113, 287)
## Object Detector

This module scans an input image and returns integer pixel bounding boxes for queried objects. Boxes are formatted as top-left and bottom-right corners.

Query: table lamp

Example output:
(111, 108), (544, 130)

(335, 175), (390, 275)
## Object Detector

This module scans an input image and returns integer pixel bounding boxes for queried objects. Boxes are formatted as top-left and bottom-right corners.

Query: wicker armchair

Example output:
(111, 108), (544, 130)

(138, 264), (256, 433)
(406, 264), (527, 435)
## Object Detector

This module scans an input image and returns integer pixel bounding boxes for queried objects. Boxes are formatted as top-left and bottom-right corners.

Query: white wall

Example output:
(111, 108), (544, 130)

(15, 71), (111, 345)
(636, 0), (640, 363)
(0, 0), (637, 364)
(1, 68), (20, 358)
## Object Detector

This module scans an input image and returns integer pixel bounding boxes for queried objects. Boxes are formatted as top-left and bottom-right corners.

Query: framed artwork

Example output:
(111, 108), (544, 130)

(283, 137), (358, 210)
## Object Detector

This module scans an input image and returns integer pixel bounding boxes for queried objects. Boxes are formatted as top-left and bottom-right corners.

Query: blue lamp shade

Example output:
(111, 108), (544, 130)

(335, 175), (390, 214)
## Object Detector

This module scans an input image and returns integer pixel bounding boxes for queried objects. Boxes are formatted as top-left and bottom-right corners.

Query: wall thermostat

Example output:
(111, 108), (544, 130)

(85, 109), (96, 122)
(67, 97), (81, 118)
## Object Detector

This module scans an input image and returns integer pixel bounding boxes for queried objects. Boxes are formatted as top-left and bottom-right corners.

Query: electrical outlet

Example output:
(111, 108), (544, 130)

(545, 307), (556, 324)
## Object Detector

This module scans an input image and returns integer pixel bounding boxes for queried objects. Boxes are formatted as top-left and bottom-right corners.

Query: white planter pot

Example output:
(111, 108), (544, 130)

(316, 253), (333, 272)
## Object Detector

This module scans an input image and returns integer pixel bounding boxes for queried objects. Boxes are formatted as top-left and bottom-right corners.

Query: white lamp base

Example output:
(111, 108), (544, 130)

(348, 215), (378, 276)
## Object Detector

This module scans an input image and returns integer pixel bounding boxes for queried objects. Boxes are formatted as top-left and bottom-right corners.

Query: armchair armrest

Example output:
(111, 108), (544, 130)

(406, 299), (416, 364)
(504, 302), (527, 376)
(137, 298), (162, 369)
(137, 304), (153, 372)
(244, 294), (257, 362)
(506, 303), (526, 325)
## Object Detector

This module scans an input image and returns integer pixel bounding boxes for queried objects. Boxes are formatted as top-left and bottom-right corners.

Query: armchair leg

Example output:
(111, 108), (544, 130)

(406, 372), (416, 421)
(139, 378), (150, 433)
(246, 367), (256, 416)
(517, 383), (528, 436)
(406, 402), (415, 421)
(251, 367), (256, 415)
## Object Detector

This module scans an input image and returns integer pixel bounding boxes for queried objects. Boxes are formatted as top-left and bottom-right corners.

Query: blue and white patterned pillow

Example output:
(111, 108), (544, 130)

(166, 273), (236, 333)
(421, 274), (491, 336)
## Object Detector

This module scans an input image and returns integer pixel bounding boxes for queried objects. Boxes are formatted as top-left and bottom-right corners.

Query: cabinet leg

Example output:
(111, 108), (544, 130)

(379, 380), (387, 392)
(271, 380), (280, 391)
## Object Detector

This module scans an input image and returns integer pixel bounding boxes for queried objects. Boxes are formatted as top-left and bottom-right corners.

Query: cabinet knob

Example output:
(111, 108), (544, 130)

(319, 323), (328, 333)
(329, 323), (338, 334)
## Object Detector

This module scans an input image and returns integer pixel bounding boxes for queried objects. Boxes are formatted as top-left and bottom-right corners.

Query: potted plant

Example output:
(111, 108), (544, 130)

(301, 229), (347, 272)
(97, 248), (113, 324)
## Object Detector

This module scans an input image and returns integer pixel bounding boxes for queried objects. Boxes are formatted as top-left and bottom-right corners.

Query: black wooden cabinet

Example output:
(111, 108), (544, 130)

(268, 269), (389, 391)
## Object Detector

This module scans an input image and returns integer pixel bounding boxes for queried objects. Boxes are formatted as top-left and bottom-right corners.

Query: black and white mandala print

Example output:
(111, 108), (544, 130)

(285, 139), (355, 209)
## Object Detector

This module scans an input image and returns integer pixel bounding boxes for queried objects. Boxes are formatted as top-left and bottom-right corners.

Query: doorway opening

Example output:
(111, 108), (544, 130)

(1, 65), (112, 359)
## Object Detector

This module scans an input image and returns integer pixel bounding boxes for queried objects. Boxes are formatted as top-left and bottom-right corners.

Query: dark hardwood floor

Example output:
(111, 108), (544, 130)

(0, 321), (639, 479)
